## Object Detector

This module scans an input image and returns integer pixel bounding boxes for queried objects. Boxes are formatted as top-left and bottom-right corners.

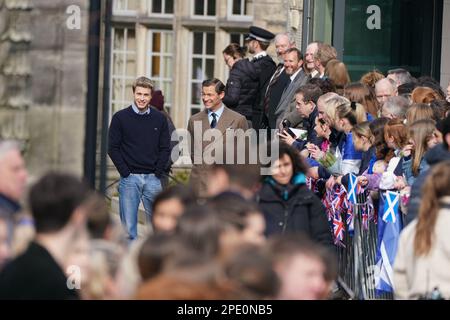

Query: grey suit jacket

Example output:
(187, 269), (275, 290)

(274, 69), (308, 127)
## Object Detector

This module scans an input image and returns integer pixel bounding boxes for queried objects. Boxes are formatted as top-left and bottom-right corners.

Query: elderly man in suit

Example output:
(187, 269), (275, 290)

(187, 79), (249, 197)
(273, 48), (308, 129)
(263, 32), (296, 130)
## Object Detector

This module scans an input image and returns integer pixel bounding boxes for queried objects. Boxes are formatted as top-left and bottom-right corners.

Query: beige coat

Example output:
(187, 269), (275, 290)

(187, 106), (249, 197)
(394, 197), (450, 299)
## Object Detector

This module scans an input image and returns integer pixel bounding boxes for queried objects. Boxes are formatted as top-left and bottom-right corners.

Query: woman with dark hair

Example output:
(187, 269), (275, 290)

(257, 143), (332, 247)
(394, 161), (450, 299)
(222, 43), (259, 126)
(151, 185), (196, 234)
(344, 82), (380, 119)
(325, 59), (351, 95)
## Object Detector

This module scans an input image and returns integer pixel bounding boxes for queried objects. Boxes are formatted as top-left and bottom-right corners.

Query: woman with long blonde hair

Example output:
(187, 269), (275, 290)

(402, 119), (440, 186)
(323, 100), (366, 179)
(394, 161), (450, 299)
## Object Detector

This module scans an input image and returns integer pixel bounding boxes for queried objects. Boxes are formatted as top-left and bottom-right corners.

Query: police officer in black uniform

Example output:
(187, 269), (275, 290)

(245, 26), (276, 131)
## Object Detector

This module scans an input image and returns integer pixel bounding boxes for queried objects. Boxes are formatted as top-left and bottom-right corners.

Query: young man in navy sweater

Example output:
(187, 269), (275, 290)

(108, 77), (170, 241)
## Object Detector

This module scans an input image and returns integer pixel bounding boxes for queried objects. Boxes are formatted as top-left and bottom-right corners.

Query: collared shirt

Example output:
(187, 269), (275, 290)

(310, 70), (319, 78)
(208, 104), (225, 126)
(252, 51), (267, 61)
(131, 102), (151, 115)
(290, 68), (303, 82)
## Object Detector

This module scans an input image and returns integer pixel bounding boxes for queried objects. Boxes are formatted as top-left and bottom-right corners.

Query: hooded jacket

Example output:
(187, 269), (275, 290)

(257, 174), (333, 248)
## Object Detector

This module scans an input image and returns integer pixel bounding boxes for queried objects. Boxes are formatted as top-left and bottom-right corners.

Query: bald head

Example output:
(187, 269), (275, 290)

(375, 78), (397, 106)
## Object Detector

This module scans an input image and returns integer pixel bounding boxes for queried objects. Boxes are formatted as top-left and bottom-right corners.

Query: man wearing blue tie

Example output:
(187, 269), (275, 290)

(187, 79), (249, 197)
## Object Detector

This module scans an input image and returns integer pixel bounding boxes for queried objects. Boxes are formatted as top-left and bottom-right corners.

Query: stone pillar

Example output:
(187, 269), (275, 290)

(172, 0), (191, 129)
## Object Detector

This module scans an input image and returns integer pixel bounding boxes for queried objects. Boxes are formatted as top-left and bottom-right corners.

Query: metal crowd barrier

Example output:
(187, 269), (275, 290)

(335, 192), (393, 300)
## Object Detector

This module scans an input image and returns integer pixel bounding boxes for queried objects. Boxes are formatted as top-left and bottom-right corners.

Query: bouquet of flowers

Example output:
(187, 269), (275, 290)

(318, 151), (337, 168)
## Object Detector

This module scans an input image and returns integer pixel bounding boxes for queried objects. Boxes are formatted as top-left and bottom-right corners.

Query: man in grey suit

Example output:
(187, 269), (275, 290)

(273, 48), (308, 129)
(187, 79), (249, 198)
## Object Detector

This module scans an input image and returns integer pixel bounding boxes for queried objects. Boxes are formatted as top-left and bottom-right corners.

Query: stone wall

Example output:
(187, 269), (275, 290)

(0, 0), (89, 180)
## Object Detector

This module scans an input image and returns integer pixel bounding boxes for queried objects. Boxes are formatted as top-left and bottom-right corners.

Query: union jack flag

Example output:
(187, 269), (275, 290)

(323, 189), (335, 223)
(346, 202), (354, 233)
(333, 211), (345, 246)
(331, 187), (346, 215)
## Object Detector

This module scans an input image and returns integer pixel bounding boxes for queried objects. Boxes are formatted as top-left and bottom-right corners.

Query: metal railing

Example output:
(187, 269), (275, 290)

(335, 192), (393, 300)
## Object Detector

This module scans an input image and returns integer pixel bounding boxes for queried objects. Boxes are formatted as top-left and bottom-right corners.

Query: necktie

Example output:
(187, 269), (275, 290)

(264, 64), (284, 114)
(210, 112), (217, 128)
(282, 79), (292, 96)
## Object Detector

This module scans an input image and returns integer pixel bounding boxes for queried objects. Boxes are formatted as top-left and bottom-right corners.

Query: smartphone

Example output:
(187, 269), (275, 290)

(282, 120), (297, 139)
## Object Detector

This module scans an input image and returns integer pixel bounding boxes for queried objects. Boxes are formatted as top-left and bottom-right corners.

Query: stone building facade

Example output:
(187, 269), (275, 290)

(109, 0), (301, 130)
(2, 0), (449, 185)
(104, 0), (302, 183)
(0, 0), (300, 183)
(0, 0), (89, 180)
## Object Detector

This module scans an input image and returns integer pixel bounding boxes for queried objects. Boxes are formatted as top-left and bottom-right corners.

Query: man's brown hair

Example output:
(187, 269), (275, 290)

(132, 76), (154, 93)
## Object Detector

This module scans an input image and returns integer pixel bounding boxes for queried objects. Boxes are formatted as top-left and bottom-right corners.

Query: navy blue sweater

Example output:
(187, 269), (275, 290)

(108, 106), (170, 178)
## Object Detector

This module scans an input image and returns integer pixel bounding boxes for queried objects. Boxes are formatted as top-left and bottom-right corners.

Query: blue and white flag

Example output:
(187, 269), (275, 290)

(347, 173), (358, 204)
(382, 191), (399, 223)
(374, 191), (403, 294)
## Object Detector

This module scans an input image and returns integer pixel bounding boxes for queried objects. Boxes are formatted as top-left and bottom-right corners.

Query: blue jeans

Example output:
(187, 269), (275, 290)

(118, 173), (162, 240)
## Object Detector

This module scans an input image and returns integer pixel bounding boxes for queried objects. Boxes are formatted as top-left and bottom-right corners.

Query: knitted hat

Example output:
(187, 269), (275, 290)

(150, 90), (164, 111)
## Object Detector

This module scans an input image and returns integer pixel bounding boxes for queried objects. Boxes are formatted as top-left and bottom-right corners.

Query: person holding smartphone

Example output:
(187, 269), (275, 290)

(278, 84), (323, 152)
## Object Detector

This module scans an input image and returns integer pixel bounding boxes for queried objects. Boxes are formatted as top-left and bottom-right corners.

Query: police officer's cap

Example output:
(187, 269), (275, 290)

(245, 26), (275, 43)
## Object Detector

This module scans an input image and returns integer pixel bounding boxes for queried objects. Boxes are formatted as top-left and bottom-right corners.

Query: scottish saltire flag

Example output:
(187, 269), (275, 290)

(374, 191), (403, 294)
(383, 191), (399, 223)
(347, 173), (358, 204)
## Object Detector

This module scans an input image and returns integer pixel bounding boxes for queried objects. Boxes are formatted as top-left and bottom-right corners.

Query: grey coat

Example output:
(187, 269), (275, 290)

(274, 69), (308, 128)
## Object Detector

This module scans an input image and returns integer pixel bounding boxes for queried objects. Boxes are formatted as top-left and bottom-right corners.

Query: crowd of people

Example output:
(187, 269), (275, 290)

(1, 24), (450, 300)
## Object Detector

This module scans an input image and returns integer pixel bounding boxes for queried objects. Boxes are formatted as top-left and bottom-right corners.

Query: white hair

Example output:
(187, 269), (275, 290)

(275, 32), (296, 46)
(383, 96), (410, 118)
(0, 140), (21, 161)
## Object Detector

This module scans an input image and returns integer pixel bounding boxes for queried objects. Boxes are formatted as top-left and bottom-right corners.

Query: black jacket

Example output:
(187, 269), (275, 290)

(0, 241), (79, 299)
(251, 55), (276, 129)
(292, 107), (322, 151)
(223, 59), (259, 120)
(407, 144), (450, 225)
(257, 179), (333, 248)
(267, 66), (291, 129)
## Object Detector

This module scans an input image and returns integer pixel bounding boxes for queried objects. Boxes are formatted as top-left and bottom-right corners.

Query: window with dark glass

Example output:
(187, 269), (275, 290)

(194, 0), (216, 16)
